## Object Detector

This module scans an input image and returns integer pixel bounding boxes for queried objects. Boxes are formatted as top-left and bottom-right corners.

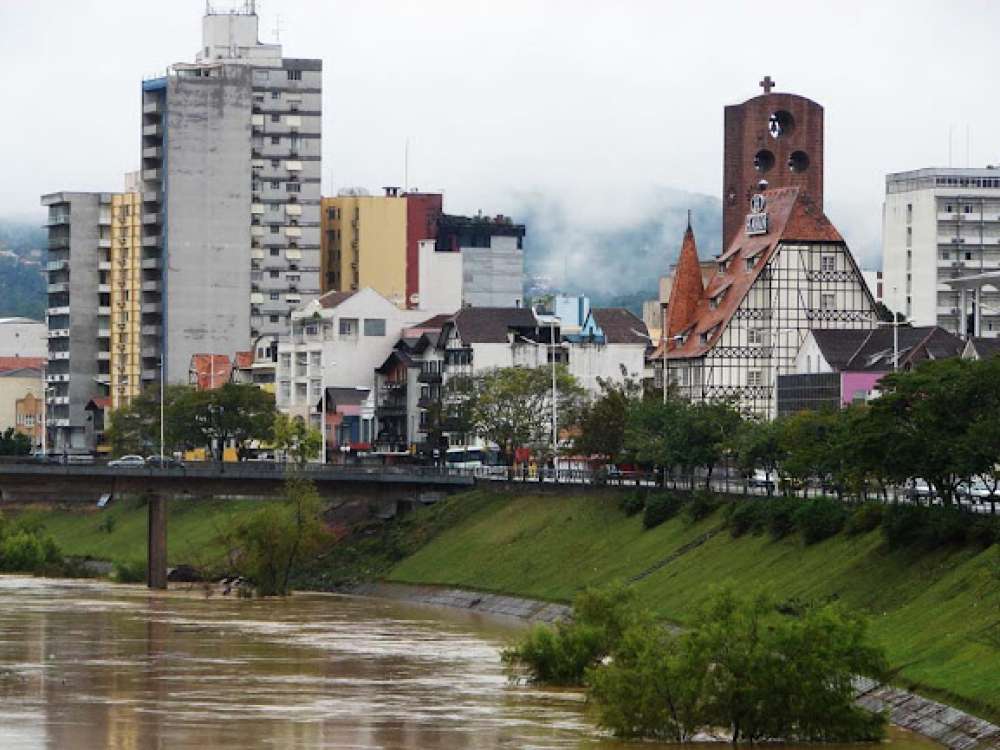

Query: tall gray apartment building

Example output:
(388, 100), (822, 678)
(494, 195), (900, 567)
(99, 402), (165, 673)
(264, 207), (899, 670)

(41, 3), (321, 451)
(141, 3), (322, 383)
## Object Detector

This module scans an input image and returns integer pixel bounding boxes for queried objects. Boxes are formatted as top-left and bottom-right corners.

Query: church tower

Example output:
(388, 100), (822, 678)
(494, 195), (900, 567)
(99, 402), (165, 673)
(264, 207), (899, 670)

(722, 76), (824, 247)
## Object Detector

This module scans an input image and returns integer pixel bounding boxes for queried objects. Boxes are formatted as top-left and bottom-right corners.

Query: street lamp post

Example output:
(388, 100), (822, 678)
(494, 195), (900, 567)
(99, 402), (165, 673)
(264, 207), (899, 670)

(159, 356), (165, 463)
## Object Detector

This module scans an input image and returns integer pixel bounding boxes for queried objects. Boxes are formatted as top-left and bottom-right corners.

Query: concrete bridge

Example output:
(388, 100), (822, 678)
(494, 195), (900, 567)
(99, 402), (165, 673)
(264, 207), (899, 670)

(0, 463), (474, 590)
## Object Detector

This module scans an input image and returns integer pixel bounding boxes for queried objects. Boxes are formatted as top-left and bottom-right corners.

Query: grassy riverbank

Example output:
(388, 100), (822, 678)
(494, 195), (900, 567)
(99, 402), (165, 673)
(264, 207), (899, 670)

(384, 489), (999, 724)
(10, 488), (1000, 723)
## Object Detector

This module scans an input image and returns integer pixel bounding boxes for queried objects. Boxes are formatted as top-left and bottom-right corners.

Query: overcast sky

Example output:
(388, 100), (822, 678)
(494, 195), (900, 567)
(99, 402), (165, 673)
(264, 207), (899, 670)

(2, 0), (998, 268)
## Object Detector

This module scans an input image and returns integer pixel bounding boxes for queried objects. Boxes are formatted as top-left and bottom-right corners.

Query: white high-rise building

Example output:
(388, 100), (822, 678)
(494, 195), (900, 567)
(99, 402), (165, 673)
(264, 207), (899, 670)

(882, 167), (1000, 337)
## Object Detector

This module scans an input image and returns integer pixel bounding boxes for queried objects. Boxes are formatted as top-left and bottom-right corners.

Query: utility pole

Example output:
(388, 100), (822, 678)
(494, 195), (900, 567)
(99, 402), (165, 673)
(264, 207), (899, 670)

(159, 357), (165, 462)
(550, 321), (558, 469)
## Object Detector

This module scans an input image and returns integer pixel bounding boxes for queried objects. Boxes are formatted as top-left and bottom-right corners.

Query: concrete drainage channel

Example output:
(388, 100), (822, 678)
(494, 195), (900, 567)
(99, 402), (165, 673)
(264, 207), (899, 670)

(352, 582), (1000, 750)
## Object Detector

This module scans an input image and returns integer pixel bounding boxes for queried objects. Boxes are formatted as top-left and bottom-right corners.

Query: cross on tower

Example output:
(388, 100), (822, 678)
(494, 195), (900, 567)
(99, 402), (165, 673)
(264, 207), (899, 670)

(759, 75), (775, 94)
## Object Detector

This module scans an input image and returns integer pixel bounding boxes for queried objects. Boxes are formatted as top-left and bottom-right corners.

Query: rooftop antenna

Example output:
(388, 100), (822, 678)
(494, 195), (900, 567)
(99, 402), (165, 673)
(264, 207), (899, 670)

(273, 12), (282, 42)
(404, 138), (410, 192)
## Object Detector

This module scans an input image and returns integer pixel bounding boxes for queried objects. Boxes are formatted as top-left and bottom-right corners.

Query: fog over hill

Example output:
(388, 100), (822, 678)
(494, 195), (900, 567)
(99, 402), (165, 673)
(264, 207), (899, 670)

(0, 219), (46, 320)
(511, 187), (722, 313)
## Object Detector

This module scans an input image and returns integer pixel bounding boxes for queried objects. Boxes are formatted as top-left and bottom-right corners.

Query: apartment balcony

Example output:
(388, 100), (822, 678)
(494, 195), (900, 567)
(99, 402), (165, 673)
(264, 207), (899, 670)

(97, 284), (111, 293)
(142, 212), (161, 225)
(98, 261), (111, 271)
(142, 168), (161, 181)
(45, 373), (70, 383)
(143, 124), (163, 137)
(50, 352), (70, 361)
(141, 258), (161, 270)
(142, 234), (162, 248)
(95, 374), (110, 384)
(142, 147), (162, 160)
(47, 306), (70, 317)
(375, 403), (407, 418)
(141, 346), (160, 358)
(418, 370), (442, 384)
(47, 418), (71, 428)
(46, 215), (70, 226)
(97, 328), (110, 338)
(97, 351), (111, 361)
(48, 328), (70, 339)
(46, 260), (69, 272)
(47, 282), (69, 294)
(143, 100), (161, 115)
(141, 302), (162, 314)
(47, 237), (70, 250)
(98, 238), (112, 249)
(98, 305), (111, 316)
(47, 396), (70, 406)
(141, 325), (160, 336)
(141, 280), (161, 292)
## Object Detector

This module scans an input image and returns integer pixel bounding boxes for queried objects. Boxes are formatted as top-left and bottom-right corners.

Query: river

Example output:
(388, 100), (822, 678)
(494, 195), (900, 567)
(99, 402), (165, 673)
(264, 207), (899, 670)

(0, 576), (942, 750)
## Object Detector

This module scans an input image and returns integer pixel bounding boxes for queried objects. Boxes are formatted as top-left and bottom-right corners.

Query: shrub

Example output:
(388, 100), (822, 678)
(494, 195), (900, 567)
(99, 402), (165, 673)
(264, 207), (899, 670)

(643, 492), (682, 529)
(882, 504), (969, 549)
(727, 500), (769, 537)
(685, 490), (720, 523)
(620, 491), (645, 517)
(794, 497), (848, 545)
(502, 583), (645, 685)
(846, 503), (883, 535)
(98, 515), (117, 535)
(0, 530), (47, 572)
(765, 497), (801, 540)
(968, 516), (1000, 548)
(113, 559), (147, 583)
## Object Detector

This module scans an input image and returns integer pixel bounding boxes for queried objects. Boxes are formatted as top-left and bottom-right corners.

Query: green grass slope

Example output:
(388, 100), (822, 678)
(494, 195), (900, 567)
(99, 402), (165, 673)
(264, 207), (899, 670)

(388, 490), (1000, 722)
(15, 498), (273, 569)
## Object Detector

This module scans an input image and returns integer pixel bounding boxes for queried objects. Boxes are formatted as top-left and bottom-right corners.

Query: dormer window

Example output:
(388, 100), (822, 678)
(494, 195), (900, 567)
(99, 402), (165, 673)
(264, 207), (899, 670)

(745, 256), (756, 272)
(719, 259), (729, 273)
(709, 289), (727, 310)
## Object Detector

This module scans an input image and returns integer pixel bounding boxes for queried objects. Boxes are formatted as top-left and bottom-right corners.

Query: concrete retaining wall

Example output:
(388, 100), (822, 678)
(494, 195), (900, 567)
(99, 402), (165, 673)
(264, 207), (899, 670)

(349, 582), (570, 623)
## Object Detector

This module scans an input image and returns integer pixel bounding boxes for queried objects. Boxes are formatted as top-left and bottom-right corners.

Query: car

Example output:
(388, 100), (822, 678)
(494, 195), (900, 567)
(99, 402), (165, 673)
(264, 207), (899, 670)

(108, 454), (146, 468)
(748, 469), (775, 492)
(30, 452), (60, 465)
(958, 477), (996, 502)
(904, 478), (934, 501)
(146, 455), (183, 469)
(58, 453), (95, 465)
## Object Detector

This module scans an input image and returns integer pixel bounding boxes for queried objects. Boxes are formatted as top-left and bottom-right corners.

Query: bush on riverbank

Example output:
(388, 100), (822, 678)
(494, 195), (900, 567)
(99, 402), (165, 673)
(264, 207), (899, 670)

(0, 512), (62, 573)
(642, 493), (682, 529)
(508, 584), (888, 743)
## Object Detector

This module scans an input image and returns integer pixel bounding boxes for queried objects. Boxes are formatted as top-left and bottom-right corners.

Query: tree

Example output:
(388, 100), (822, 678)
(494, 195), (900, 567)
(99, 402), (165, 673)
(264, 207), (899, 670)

(180, 384), (277, 461)
(779, 409), (843, 495)
(106, 383), (276, 460)
(222, 477), (329, 596)
(466, 366), (585, 464)
(0, 427), (32, 456)
(571, 377), (641, 464)
(686, 401), (743, 488)
(624, 397), (690, 479)
(273, 412), (322, 466)
(731, 418), (785, 495)
(105, 384), (195, 457)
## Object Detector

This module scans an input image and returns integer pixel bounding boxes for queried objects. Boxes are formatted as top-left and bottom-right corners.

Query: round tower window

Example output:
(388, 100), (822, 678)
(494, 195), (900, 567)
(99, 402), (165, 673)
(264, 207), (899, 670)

(768, 110), (795, 139)
(753, 149), (775, 173)
(788, 151), (810, 173)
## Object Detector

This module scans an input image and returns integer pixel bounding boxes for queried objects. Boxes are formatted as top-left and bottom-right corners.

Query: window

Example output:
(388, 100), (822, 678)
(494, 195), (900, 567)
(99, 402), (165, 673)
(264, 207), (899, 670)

(906, 227), (912, 247)
(309, 351), (321, 368)
(271, 114), (280, 123)
(269, 314), (280, 323)
(270, 248), (280, 256)
(287, 69), (302, 80)
(270, 225), (279, 234)
(945, 204), (954, 213)
(280, 353), (291, 369)
(270, 159), (279, 168)
(339, 317), (358, 336)
(271, 136), (280, 144)
(747, 370), (763, 387)
(289, 102), (299, 112)
(286, 183), (301, 193)
(269, 292), (279, 300)
(747, 328), (763, 345)
(364, 318), (386, 336)
(906, 203), (912, 223)
(965, 252), (973, 261)
(820, 255), (835, 271)
(311, 380), (321, 398)
(821, 293), (835, 311)
(271, 90), (280, 100)
(941, 251), (950, 260)
(745, 257), (756, 272)
(269, 270), (280, 278)
(964, 204), (973, 214)
(279, 381), (291, 401)
(327, 207), (337, 221)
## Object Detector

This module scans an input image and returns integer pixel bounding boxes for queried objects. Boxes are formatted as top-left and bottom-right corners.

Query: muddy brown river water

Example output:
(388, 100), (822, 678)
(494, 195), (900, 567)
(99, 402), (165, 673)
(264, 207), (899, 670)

(0, 576), (943, 750)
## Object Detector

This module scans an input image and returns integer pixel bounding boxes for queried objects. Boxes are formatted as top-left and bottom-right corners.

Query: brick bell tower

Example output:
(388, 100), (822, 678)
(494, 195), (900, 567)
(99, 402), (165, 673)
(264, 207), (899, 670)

(722, 76), (824, 246)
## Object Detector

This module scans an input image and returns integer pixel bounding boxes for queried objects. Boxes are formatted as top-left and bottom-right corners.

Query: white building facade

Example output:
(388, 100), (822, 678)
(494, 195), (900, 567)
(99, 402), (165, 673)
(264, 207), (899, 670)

(663, 188), (878, 419)
(882, 167), (1000, 337)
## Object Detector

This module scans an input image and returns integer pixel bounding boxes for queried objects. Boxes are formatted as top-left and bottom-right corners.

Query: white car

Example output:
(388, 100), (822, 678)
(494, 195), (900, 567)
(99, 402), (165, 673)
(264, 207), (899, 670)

(958, 477), (996, 501)
(108, 454), (146, 468)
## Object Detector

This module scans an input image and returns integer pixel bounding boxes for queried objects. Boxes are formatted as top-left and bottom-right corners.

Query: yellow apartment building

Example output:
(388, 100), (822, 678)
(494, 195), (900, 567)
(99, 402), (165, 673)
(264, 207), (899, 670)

(109, 191), (142, 410)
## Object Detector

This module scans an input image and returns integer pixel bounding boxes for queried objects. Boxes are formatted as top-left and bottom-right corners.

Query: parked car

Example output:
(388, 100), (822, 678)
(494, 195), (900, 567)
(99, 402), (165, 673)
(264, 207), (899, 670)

(904, 478), (935, 501)
(958, 477), (996, 502)
(30, 452), (60, 465)
(146, 455), (183, 469)
(108, 454), (146, 468)
(748, 469), (775, 492)
(59, 453), (95, 465)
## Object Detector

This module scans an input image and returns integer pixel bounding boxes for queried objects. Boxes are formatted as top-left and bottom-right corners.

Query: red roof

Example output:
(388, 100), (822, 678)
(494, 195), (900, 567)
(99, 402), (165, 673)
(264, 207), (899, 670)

(665, 187), (844, 360)
(662, 224), (705, 346)
(85, 397), (112, 410)
(317, 290), (356, 309)
(234, 350), (254, 369)
(189, 354), (232, 390)
(0, 356), (45, 374)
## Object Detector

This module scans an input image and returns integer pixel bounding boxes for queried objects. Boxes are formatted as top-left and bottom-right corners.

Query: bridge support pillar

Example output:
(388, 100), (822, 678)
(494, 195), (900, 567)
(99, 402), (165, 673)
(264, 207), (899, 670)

(147, 494), (168, 590)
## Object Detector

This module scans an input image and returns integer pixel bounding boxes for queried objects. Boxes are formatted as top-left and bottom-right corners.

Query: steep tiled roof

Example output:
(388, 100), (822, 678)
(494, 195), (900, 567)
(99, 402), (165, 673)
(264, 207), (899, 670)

(967, 337), (1000, 359)
(234, 350), (254, 369)
(591, 308), (649, 344)
(189, 354), (232, 390)
(412, 313), (454, 329)
(813, 326), (963, 372)
(453, 307), (537, 344)
(0, 356), (45, 375)
(662, 225), (704, 345)
(317, 290), (356, 309)
(666, 188), (846, 360)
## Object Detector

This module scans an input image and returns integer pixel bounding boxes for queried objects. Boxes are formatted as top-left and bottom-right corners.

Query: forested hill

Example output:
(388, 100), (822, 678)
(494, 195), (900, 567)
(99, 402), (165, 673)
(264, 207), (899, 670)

(0, 219), (46, 320)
